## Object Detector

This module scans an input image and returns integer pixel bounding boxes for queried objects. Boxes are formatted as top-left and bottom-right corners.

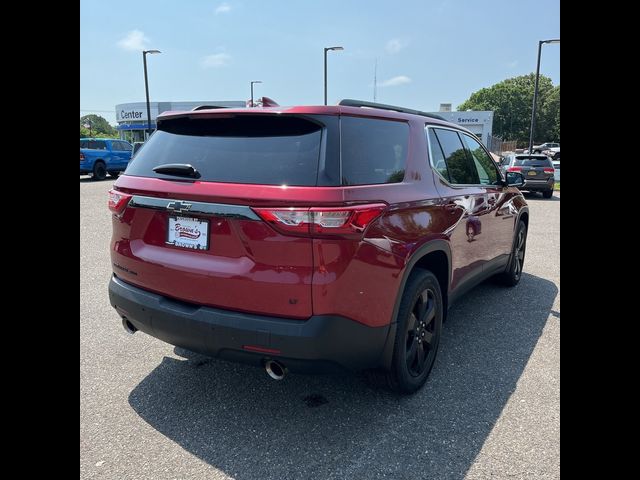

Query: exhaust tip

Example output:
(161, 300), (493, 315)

(265, 360), (286, 380)
(122, 317), (138, 335)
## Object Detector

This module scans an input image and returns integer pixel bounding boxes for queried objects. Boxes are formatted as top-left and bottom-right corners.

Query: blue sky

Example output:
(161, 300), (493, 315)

(80, 0), (560, 125)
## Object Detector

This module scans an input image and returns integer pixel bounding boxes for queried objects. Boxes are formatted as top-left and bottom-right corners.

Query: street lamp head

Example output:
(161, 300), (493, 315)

(541, 39), (560, 44)
(251, 80), (263, 84)
(326, 46), (344, 51)
(144, 49), (162, 55)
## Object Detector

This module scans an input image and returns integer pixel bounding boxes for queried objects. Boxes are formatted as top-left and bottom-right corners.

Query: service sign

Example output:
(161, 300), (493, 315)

(116, 107), (158, 122)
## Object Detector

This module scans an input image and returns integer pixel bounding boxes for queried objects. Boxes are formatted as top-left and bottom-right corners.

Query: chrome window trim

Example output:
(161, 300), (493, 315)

(128, 195), (261, 220)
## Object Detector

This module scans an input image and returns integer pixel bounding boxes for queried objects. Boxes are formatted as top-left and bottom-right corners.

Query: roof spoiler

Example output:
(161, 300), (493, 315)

(338, 99), (446, 121)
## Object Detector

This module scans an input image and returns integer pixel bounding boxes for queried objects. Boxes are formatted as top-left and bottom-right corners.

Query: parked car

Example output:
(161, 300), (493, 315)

(524, 142), (559, 154)
(501, 154), (555, 198)
(542, 147), (560, 160)
(107, 99), (529, 394)
(552, 160), (560, 182)
(80, 138), (133, 180)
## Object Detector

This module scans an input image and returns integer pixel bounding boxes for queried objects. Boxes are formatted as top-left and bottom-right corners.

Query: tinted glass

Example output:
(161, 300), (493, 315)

(118, 141), (132, 151)
(340, 116), (408, 185)
(514, 156), (552, 167)
(125, 115), (323, 186)
(427, 128), (449, 180)
(461, 134), (498, 185)
(433, 128), (479, 184)
(80, 140), (89, 148)
(88, 140), (106, 150)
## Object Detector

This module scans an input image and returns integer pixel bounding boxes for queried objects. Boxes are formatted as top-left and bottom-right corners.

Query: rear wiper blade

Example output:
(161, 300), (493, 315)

(152, 163), (200, 178)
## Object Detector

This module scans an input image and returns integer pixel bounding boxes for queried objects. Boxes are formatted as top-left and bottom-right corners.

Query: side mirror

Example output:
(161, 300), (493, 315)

(505, 171), (525, 187)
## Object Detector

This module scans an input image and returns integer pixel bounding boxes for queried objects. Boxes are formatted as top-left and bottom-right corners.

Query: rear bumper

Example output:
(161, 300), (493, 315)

(523, 178), (554, 191)
(108, 275), (392, 373)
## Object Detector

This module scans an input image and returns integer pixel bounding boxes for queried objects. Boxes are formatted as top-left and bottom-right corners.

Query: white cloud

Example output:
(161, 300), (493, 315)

(117, 30), (150, 51)
(379, 75), (412, 87)
(201, 53), (231, 68)
(385, 38), (409, 54)
(215, 2), (231, 14)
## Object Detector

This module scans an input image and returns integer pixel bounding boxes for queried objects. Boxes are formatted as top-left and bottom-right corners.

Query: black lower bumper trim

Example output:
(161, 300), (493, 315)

(108, 275), (391, 373)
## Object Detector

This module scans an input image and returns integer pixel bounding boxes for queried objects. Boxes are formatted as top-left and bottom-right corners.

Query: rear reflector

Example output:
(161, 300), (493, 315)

(507, 166), (523, 172)
(108, 189), (132, 214)
(543, 168), (555, 173)
(253, 203), (387, 237)
(243, 345), (282, 355)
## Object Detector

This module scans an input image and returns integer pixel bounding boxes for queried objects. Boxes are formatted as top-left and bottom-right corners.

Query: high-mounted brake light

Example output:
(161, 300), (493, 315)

(253, 204), (387, 237)
(507, 166), (522, 172)
(108, 189), (132, 215)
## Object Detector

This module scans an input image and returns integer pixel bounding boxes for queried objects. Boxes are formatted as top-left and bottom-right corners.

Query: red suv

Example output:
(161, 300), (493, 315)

(108, 99), (529, 393)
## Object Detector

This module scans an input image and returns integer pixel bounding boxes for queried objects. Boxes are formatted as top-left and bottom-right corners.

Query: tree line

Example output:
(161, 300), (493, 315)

(80, 114), (117, 138)
(458, 73), (559, 147)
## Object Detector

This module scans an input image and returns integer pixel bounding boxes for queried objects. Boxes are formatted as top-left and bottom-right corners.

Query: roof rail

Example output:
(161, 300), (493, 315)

(338, 99), (446, 121)
(191, 105), (228, 111)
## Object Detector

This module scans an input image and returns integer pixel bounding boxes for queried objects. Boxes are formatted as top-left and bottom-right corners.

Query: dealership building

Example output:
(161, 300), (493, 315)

(115, 100), (246, 142)
(115, 100), (493, 146)
(430, 105), (494, 146)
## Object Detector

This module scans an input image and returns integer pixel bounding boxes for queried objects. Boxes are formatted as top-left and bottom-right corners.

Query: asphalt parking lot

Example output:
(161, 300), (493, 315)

(80, 176), (559, 480)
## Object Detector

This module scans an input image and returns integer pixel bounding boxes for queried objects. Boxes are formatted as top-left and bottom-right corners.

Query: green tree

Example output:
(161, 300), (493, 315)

(80, 114), (117, 138)
(458, 74), (559, 146)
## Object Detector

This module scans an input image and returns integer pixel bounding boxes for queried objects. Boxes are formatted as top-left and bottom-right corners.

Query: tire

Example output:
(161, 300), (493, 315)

(368, 269), (443, 394)
(497, 220), (527, 287)
(92, 161), (107, 181)
(542, 189), (553, 199)
(108, 171), (120, 178)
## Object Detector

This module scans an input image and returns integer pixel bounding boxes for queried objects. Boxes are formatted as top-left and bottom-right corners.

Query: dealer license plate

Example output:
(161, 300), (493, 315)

(167, 216), (209, 250)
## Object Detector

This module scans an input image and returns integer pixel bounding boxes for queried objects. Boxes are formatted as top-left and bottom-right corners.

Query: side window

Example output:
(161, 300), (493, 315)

(120, 141), (132, 152)
(432, 128), (479, 185)
(427, 128), (449, 180)
(80, 140), (88, 148)
(340, 116), (409, 185)
(461, 134), (499, 185)
(88, 140), (106, 150)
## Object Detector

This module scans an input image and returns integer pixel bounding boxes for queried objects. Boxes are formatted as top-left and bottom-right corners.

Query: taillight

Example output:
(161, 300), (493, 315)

(253, 204), (387, 237)
(80, 152), (85, 162)
(108, 189), (132, 214)
(543, 167), (555, 173)
(507, 166), (522, 172)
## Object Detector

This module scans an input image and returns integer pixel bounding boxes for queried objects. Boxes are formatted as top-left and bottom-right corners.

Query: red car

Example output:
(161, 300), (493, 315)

(108, 99), (528, 394)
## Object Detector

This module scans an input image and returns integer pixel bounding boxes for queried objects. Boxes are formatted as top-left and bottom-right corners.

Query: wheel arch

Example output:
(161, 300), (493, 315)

(379, 239), (451, 369)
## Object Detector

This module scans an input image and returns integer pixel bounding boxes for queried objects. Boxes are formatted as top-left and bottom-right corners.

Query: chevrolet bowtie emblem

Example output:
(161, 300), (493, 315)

(166, 201), (193, 213)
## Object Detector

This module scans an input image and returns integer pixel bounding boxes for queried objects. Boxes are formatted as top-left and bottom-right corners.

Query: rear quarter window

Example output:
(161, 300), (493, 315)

(340, 116), (408, 185)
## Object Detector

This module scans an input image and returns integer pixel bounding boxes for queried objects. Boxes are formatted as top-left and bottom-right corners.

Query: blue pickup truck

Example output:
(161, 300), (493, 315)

(80, 138), (133, 180)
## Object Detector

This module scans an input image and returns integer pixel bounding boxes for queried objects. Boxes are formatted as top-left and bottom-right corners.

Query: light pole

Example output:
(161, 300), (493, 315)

(324, 46), (344, 105)
(250, 81), (262, 107)
(142, 49), (161, 140)
(528, 39), (559, 153)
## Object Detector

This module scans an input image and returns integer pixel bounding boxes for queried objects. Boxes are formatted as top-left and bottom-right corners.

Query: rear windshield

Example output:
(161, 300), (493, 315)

(124, 115), (324, 186)
(514, 156), (552, 167)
